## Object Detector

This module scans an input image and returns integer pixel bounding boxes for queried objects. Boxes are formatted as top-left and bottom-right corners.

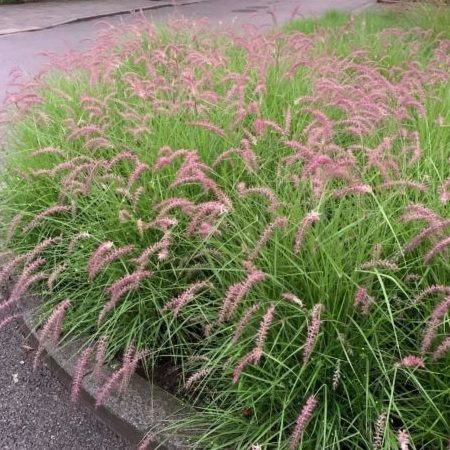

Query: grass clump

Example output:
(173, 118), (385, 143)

(1, 7), (450, 450)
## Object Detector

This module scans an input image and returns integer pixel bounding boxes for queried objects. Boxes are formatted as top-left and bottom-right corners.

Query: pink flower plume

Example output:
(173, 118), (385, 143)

(33, 300), (71, 371)
(303, 304), (325, 364)
(289, 395), (317, 450)
(71, 347), (93, 403)
(294, 211), (320, 255)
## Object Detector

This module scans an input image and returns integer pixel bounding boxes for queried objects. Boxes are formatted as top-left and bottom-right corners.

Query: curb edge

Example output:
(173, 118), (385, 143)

(18, 299), (192, 450)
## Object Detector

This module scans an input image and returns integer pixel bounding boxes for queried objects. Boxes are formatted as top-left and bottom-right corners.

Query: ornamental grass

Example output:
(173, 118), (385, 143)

(1, 7), (450, 449)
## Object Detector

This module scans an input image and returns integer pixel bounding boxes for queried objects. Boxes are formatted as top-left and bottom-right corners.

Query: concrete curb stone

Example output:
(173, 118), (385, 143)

(18, 297), (192, 450)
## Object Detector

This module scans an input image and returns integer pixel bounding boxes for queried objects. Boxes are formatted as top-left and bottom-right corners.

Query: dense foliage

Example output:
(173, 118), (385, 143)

(1, 8), (450, 450)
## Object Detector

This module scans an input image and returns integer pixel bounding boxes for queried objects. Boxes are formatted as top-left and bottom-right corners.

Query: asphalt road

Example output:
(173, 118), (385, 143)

(0, 321), (130, 449)
(0, 0), (374, 104)
(0, 1), (375, 449)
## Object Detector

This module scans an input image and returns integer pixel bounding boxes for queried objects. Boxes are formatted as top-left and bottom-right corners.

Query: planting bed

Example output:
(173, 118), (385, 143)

(1, 7), (450, 450)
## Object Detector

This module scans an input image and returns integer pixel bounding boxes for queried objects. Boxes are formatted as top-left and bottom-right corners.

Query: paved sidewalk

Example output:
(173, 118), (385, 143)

(0, 0), (206, 35)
